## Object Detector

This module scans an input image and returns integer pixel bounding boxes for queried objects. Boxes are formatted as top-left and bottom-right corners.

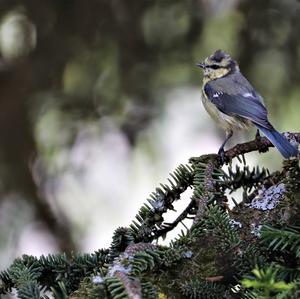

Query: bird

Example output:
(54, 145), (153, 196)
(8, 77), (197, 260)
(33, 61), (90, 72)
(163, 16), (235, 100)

(196, 49), (298, 160)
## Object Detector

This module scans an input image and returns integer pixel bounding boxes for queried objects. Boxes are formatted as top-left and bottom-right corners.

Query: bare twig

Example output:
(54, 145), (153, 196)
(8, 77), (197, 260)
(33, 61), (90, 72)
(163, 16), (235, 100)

(153, 200), (196, 240)
(224, 132), (300, 162)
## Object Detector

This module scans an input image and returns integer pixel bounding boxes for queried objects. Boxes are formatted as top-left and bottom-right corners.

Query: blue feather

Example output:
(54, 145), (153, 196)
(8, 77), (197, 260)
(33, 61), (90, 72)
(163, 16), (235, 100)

(256, 125), (298, 158)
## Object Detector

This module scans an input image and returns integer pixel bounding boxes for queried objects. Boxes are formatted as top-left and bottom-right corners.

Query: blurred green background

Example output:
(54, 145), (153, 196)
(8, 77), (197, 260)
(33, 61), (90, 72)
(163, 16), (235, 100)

(0, 0), (299, 273)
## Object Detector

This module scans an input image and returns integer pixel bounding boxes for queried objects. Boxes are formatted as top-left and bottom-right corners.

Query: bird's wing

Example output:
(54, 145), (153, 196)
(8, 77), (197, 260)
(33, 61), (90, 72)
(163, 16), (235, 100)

(204, 79), (272, 130)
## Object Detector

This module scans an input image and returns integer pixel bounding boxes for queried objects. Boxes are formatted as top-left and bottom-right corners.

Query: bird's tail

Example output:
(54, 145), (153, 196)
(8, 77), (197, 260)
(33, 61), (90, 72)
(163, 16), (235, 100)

(256, 125), (298, 159)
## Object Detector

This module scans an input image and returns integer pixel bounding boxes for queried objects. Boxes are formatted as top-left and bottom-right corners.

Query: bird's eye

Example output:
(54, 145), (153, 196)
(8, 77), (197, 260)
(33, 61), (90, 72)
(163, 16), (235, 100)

(209, 64), (220, 70)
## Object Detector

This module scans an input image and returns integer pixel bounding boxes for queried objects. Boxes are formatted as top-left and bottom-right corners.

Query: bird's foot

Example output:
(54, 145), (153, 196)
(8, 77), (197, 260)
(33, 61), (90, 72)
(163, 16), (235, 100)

(255, 129), (261, 142)
(255, 130), (269, 153)
(218, 147), (226, 164)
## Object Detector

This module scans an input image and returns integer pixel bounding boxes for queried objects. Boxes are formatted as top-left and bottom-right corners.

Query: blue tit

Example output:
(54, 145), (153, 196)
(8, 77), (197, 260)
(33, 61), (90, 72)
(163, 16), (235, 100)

(196, 49), (298, 159)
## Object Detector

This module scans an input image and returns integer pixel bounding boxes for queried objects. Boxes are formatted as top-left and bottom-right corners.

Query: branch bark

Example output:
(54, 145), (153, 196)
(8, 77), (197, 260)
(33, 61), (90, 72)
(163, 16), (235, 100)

(224, 132), (300, 162)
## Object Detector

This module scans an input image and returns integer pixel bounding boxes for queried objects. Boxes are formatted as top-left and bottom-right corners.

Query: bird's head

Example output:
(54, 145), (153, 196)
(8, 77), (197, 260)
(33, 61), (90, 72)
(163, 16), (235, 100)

(197, 50), (239, 81)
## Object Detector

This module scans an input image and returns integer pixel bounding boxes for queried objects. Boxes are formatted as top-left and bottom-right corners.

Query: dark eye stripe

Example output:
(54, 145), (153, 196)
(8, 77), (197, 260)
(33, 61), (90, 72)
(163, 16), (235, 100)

(209, 64), (220, 69)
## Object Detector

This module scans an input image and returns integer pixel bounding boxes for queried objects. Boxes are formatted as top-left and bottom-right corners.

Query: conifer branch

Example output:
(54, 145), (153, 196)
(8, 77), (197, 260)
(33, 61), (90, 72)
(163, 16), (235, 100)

(0, 132), (299, 298)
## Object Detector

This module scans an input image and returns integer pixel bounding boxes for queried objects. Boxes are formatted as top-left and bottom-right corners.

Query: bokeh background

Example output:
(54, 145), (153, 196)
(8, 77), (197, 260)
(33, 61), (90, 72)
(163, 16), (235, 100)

(0, 0), (299, 275)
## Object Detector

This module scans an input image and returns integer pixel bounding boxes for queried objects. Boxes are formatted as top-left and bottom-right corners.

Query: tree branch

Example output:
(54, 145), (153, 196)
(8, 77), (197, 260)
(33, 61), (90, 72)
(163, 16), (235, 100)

(224, 132), (300, 162)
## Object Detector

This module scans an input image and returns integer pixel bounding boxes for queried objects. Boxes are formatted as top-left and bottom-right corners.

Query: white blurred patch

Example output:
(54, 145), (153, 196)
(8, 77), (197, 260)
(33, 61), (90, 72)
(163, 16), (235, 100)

(0, 8), (36, 60)
(48, 87), (221, 250)
(18, 223), (58, 256)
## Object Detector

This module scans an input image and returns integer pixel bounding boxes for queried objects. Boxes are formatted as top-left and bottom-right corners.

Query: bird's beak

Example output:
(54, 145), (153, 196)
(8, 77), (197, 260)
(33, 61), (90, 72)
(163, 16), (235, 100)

(196, 62), (205, 69)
